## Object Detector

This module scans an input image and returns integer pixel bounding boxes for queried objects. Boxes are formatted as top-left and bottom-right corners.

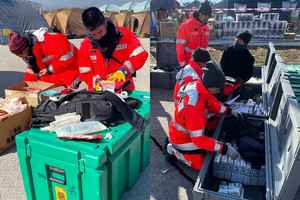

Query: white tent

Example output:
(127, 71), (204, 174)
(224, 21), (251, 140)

(132, 0), (150, 13)
(120, 2), (137, 12)
(99, 4), (120, 13)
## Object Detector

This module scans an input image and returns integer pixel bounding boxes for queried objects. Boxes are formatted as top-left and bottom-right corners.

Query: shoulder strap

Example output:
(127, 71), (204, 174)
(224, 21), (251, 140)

(101, 91), (147, 132)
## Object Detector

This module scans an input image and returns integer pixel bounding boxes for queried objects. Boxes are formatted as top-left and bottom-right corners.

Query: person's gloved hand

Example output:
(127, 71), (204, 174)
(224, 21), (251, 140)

(69, 77), (81, 90)
(38, 68), (48, 77)
(109, 70), (126, 82)
(222, 143), (240, 160)
(108, 67), (130, 82)
(93, 75), (102, 92)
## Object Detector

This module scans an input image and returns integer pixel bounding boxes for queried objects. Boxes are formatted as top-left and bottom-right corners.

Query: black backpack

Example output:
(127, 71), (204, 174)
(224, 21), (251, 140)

(32, 90), (146, 132)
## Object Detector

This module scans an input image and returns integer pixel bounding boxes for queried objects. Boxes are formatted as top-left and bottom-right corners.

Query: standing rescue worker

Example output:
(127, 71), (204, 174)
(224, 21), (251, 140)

(78, 7), (148, 91)
(167, 48), (240, 170)
(176, 1), (212, 67)
(8, 28), (79, 87)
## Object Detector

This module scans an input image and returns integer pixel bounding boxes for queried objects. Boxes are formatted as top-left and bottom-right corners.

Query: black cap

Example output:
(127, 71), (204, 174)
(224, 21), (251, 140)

(82, 7), (106, 31)
(237, 31), (252, 45)
(199, 1), (212, 17)
(193, 48), (211, 63)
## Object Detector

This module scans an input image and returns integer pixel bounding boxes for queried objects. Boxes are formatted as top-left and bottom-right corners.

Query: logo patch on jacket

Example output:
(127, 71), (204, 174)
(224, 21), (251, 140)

(90, 55), (97, 61)
(116, 44), (128, 50)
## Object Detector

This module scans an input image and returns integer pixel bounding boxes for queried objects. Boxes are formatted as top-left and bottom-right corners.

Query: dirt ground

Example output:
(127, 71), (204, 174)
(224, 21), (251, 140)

(209, 48), (300, 66)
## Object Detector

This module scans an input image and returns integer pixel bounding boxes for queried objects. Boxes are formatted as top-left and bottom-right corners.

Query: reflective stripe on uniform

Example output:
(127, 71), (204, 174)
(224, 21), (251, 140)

(174, 122), (204, 137)
(48, 65), (54, 73)
(60, 50), (74, 61)
(174, 122), (189, 134)
(184, 46), (195, 53)
(177, 81), (198, 112)
(214, 142), (222, 152)
(183, 82), (198, 106)
(130, 46), (145, 57)
(220, 105), (226, 113)
(116, 44), (128, 51)
(79, 66), (92, 74)
(176, 39), (187, 44)
(190, 129), (204, 137)
(172, 143), (200, 151)
(42, 55), (54, 63)
(124, 60), (135, 74)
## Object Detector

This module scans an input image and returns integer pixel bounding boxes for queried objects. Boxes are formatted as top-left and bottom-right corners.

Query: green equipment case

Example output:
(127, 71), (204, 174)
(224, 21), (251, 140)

(16, 90), (150, 200)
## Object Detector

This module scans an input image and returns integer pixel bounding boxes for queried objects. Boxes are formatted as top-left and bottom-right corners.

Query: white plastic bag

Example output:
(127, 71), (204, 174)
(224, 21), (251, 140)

(56, 121), (107, 137)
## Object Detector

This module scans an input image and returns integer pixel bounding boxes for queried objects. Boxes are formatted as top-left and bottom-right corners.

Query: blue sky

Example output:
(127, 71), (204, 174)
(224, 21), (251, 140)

(30, 0), (143, 9)
(178, 0), (222, 4)
(30, 0), (222, 9)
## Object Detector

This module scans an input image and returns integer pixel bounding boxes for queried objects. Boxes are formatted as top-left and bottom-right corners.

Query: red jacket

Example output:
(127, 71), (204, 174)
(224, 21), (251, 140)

(169, 64), (229, 170)
(24, 32), (79, 86)
(176, 17), (209, 67)
(78, 27), (148, 91)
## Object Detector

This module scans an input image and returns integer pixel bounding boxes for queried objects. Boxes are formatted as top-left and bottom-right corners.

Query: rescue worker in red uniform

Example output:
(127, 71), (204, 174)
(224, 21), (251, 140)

(79, 7), (148, 91)
(167, 48), (240, 170)
(8, 28), (79, 87)
(176, 1), (212, 67)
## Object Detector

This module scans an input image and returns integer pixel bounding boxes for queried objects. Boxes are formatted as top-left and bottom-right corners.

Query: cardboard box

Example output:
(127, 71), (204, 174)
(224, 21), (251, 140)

(0, 106), (32, 153)
(5, 81), (55, 107)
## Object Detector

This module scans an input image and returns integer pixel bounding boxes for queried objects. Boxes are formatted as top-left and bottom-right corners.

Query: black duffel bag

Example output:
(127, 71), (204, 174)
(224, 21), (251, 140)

(32, 90), (146, 132)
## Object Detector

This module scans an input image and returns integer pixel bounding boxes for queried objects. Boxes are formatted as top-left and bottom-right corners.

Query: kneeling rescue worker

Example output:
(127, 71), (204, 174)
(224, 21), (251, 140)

(167, 48), (240, 170)
(8, 28), (79, 87)
(79, 7), (148, 91)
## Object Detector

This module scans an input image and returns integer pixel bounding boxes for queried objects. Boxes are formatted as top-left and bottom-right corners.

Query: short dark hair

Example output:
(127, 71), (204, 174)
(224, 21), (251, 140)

(82, 7), (106, 31)
(199, 1), (212, 17)
(237, 31), (252, 45)
(193, 48), (211, 63)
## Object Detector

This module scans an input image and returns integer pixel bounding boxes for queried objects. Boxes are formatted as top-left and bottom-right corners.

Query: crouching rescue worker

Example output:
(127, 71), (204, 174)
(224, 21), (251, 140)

(221, 31), (255, 96)
(176, 1), (212, 67)
(79, 7), (148, 91)
(8, 28), (79, 87)
(167, 48), (240, 170)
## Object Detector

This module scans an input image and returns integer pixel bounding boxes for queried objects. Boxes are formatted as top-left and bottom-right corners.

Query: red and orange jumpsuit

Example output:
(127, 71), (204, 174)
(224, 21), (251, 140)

(176, 17), (209, 67)
(24, 32), (79, 86)
(78, 27), (148, 91)
(169, 64), (229, 170)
